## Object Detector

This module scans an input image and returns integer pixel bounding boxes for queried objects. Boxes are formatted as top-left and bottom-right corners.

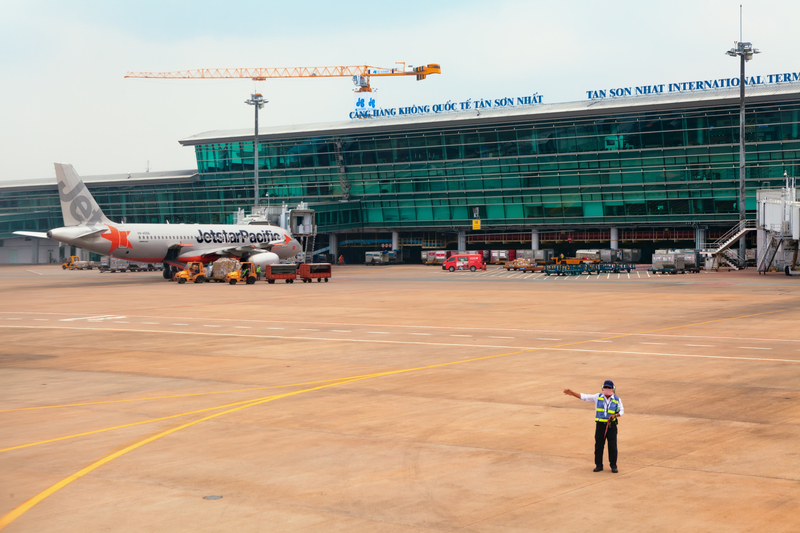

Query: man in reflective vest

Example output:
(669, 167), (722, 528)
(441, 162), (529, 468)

(563, 380), (624, 473)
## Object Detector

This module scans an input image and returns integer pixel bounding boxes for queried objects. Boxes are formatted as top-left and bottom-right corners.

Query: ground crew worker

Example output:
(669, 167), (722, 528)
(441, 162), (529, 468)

(256, 265), (262, 280)
(563, 380), (624, 473)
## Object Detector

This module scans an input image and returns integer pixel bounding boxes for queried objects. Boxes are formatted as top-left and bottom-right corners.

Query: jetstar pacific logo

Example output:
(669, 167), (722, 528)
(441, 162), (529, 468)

(101, 224), (132, 253)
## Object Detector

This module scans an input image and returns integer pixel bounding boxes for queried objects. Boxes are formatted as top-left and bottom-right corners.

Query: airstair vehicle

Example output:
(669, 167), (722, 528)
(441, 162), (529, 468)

(701, 219), (756, 270)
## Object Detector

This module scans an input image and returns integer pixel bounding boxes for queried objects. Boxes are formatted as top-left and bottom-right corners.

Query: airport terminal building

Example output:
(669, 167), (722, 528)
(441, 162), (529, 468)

(3, 83), (800, 263)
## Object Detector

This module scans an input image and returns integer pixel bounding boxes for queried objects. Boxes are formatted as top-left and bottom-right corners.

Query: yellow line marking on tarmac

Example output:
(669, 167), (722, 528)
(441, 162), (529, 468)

(0, 377), (375, 413)
(1, 306), (797, 529)
(0, 377), (369, 531)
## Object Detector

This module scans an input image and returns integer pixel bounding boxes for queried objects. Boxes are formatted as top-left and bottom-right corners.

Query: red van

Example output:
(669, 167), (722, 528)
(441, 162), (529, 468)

(442, 254), (486, 272)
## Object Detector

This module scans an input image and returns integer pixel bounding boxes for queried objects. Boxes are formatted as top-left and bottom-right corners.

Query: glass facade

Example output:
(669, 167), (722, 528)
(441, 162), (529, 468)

(2, 93), (799, 240)
(193, 99), (800, 232)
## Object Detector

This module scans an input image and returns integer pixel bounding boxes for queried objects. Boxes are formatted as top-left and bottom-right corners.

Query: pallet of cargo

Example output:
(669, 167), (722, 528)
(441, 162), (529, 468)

(299, 263), (331, 283)
(264, 264), (297, 284)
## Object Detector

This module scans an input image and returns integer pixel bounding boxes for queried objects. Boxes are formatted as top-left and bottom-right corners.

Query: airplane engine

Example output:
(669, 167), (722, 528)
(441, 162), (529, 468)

(247, 251), (280, 269)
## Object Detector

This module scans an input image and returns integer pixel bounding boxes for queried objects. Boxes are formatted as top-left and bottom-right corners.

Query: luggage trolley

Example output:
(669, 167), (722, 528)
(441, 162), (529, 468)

(299, 263), (332, 283)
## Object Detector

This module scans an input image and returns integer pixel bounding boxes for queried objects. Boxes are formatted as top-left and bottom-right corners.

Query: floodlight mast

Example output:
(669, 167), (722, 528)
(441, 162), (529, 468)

(244, 93), (267, 208)
(725, 6), (760, 264)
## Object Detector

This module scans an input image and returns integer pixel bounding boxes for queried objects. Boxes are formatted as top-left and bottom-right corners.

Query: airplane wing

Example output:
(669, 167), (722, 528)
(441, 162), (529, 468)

(13, 231), (49, 239)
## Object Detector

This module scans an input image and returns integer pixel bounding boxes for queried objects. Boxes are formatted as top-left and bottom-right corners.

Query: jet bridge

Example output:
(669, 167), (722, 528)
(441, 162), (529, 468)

(756, 173), (800, 275)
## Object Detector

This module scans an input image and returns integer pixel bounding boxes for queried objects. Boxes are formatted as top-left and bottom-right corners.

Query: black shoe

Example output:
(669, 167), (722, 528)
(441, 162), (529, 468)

(611, 467), (618, 473)
(593, 466), (603, 472)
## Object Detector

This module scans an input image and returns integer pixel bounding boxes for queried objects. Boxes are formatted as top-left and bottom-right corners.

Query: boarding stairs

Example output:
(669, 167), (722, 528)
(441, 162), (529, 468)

(703, 220), (756, 270)
(757, 233), (784, 273)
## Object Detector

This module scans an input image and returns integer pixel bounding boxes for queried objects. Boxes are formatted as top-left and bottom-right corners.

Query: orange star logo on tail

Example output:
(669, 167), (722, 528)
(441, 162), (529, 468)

(100, 225), (132, 253)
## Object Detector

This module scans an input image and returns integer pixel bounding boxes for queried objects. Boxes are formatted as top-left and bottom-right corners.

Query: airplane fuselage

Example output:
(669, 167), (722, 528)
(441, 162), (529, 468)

(48, 223), (300, 263)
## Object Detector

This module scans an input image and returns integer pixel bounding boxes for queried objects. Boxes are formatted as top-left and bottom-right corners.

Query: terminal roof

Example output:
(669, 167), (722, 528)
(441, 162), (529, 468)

(179, 83), (800, 146)
(0, 169), (198, 192)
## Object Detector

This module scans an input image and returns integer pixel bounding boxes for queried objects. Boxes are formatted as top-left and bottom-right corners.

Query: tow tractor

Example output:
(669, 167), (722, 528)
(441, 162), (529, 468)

(225, 262), (257, 285)
(174, 262), (206, 284)
(62, 255), (95, 270)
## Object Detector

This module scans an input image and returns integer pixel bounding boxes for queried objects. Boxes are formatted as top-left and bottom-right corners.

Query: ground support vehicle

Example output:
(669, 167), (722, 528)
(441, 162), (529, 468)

(225, 261), (257, 285)
(442, 254), (485, 272)
(592, 262), (636, 274)
(62, 256), (95, 270)
(544, 263), (590, 276)
(365, 251), (400, 265)
(299, 263), (332, 282)
(174, 262), (206, 284)
(264, 264), (297, 284)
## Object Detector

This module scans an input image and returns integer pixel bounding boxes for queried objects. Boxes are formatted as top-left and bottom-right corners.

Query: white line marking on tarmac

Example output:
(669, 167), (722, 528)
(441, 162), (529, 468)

(410, 333), (431, 336)
(331, 330), (351, 333)
(451, 334), (471, 337)
(59, 315), (118, 322)
(234, 326), (251, 329)
(368, 331), (390, 334)
(592, 340), (612, 343)
(142, 322), (159, 325)
(538, 338), (561, 341)
(172, 323), (188, 326)
(5, 325), (799, 365)
(11, 312), (800, 344)
(490, 336), (515, 339)
(686, 344), (714, 347)
(6, 318), (21, 320)
(299, 328), (319, 331)
(741, 347), (772, 350)
(647, 272), (651, 277)
(548, 347), (800, 364)
(25, 270), (43, 276)
(641, 342), (667, 345)
(637, 272), (641, 278)
(204, 325), (220, 328)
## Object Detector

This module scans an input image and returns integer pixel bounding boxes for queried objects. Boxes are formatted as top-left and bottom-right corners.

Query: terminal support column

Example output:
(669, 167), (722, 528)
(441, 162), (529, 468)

(392, 231), (399, 251)
(610, 227), (619, 250)
(695, 228), (706, 250)
(329, 234), (338, 260)
(531, 229), (539, 251)
(457, 231), (466, 250)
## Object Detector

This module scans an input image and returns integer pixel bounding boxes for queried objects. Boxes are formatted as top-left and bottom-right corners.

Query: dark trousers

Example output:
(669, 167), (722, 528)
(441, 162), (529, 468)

(594, 421), (618, 468)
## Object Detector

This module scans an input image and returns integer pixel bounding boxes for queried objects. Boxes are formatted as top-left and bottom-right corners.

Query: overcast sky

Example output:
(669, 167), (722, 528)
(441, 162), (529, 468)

(2, 0), (799, 181)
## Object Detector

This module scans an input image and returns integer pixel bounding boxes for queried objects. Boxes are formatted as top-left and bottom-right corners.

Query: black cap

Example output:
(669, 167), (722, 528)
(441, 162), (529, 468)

(603, 380), (614, 389)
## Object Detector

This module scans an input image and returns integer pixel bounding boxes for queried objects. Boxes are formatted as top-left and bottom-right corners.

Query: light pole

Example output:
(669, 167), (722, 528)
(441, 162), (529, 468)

(245, 93), (267, 208)
(725, 15), (759, 263)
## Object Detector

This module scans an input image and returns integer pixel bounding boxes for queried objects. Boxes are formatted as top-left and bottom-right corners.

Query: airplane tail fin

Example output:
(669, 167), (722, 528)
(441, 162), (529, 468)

(55, 163), (111, 226)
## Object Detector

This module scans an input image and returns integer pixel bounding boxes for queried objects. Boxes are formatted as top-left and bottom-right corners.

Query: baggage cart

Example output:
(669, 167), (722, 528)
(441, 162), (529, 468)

(299, 263), (332, 283)
(264, 264), (297, 284)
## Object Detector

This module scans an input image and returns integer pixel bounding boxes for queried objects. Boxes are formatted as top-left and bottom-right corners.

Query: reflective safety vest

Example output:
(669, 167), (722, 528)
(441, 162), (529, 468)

(595, 394), (620, 423)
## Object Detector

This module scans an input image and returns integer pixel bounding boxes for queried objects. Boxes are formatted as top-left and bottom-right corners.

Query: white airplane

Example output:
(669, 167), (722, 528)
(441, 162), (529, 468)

(15, 163), (301, 279)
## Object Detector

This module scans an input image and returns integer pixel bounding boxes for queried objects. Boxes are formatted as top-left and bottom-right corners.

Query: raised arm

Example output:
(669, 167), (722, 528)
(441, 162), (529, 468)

(563, 388), (581, 399)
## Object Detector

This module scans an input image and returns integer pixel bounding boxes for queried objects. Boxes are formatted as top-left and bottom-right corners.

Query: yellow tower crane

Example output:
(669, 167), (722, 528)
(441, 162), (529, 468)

(124, 63), (441, 92)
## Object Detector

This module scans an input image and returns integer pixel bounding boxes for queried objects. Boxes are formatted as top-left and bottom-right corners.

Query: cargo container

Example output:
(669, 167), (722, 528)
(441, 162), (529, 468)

(365, 251), (400, 265)
(490, 250), (509, 264)
(533, 249), (555, 263)
(621, 249), (641, 263)
(299, 263), (332, 282)
(575, 249), (601, 261)
(651, 254), (685, 273)
(600, 249), (622, 263)
(516, 249), (534, 260)
(421, 251), (429, 263)
(433, 250), (450, 264)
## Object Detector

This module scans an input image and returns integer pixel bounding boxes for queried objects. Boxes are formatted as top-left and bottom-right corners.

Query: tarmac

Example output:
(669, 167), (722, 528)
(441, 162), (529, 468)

(1, 263), (799, 532)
